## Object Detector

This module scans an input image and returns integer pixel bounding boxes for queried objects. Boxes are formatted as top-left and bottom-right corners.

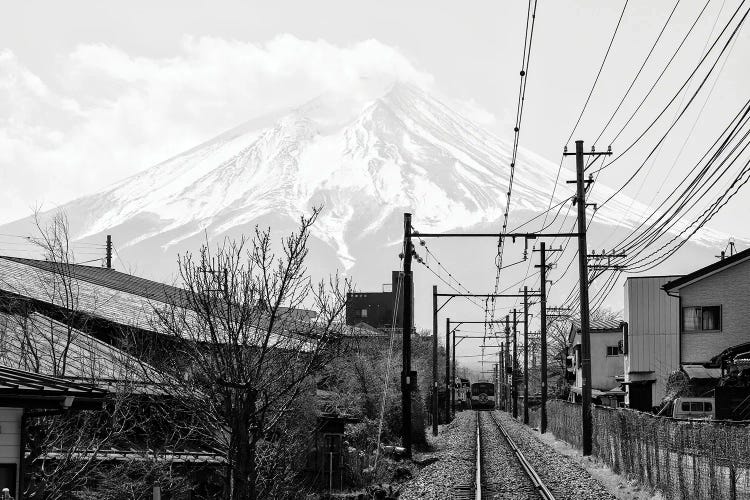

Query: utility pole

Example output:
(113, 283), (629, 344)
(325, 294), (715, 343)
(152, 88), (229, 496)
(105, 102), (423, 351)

(564, 140), (611, 456)
(401, 213), (413, 457)
(538, 243), (548, 433)
(499, 344), (504, 410)
(451, 319), (456, 419)
(512, 308), (518, 419)
(445, 317), (451, 423)
(105, 235), (112, 269)
(432, 285), (438, 436)
(523, 286), (529, 425)
(533, 242), (562, 434)
(505, 315), (510, 412)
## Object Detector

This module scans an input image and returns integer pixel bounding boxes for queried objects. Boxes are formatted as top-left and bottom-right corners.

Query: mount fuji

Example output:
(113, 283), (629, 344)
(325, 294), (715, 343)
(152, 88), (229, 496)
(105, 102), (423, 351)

(0, 82), (733, 321)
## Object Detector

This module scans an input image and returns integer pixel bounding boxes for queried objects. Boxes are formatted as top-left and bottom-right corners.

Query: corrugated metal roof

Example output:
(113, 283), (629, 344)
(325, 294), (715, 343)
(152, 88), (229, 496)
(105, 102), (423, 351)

(571, 318), (623, 331)
(0, 365), (106, 397)
(1, 256), (190, 306)
(0, 256), (334, 349)
(0, 311), (164, 387)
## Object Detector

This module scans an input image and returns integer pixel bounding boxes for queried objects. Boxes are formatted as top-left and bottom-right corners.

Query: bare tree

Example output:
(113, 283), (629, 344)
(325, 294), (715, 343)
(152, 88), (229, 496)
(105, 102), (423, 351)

(149, 208), (350, 499)
(0, 211), (183, 498)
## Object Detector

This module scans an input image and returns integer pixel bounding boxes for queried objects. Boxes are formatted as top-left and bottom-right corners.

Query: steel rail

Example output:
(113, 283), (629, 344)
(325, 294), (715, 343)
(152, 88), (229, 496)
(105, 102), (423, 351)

(475, 412), (482, 500)
(487, 411), (556, 500)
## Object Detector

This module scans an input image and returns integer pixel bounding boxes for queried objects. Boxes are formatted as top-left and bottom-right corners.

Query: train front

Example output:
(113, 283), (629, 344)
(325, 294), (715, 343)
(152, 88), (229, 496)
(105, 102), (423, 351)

(470, 382), (496, 410)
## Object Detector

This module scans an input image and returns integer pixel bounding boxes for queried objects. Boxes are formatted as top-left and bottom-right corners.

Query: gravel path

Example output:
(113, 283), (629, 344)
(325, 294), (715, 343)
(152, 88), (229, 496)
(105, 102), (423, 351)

(493, 410), (616, 500)
(399, 411), (476, 499)
(479, 411), (540, 499)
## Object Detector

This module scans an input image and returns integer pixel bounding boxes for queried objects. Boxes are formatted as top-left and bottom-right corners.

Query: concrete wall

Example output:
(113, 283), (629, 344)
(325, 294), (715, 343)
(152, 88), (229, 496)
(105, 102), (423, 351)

(591, 331), (623, 390)
(679, 258), (750, 364)
(624, 276), (680, 406)
(570, 330), (623, 392)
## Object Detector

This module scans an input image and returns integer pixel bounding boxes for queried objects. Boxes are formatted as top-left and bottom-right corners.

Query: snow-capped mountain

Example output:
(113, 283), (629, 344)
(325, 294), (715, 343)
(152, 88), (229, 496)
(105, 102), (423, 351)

(0, 83), (732, 297)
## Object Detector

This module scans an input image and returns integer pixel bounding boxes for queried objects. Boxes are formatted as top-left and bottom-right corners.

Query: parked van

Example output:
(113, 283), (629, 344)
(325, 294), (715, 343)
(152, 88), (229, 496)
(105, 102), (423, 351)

(672, 397), (715, 419)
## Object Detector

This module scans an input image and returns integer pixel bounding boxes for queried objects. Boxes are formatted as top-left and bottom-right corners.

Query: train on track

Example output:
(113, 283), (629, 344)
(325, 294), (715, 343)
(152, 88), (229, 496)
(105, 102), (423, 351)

(470, 381), (496, 410)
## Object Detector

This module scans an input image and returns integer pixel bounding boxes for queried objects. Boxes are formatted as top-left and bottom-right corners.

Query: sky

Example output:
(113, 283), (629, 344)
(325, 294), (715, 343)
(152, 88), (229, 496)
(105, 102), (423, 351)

(2, 0), (749, 234)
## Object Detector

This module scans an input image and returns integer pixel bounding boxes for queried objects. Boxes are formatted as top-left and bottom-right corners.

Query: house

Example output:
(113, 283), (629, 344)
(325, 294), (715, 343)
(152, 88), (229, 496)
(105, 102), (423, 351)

(663, 248), (750, 418)
(346, 271), (408, 330)
(662, 248), (750, 370)
(623, 276), (681, 411)
(567, 318), (626, 406)
(0, 366), (108, 496)
(623, 249), (750, 414)
(0, 255), (344, 494)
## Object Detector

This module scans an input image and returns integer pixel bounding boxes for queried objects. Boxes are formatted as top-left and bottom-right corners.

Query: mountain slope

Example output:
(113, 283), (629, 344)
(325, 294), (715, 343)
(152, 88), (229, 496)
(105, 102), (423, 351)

(0, 83), (731, 281)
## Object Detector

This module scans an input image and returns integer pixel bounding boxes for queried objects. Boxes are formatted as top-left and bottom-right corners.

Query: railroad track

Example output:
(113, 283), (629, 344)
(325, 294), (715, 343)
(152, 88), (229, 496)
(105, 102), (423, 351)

(472, 411), (556, 500)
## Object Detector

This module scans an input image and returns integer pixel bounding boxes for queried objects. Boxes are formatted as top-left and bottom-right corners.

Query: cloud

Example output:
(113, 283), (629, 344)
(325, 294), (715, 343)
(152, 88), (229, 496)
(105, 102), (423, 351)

(0, 35), (434, 223)
(453, 97), (498, 127)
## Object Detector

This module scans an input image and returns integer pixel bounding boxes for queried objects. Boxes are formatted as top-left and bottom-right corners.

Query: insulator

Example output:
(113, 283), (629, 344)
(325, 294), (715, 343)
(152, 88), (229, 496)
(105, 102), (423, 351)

(591, 146), (596, 152)
(607, 145), (612, 152)
(520, 70), (526, 76)
(420, 240), (426, 246)
(564, 146), (568, 153)
(399, 252), (404, 259)
(514, 127), (519, 132)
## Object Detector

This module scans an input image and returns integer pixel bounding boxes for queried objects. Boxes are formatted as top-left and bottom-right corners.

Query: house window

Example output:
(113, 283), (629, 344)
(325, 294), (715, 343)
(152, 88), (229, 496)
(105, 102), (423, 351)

(682, 306), (721, 331)
(360, 309), (368, 318)
(606, 346), (620, 356)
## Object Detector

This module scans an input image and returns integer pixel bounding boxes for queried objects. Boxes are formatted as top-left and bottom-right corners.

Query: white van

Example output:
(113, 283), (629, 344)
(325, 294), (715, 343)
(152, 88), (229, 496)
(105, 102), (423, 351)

(672, 397), (715, 419)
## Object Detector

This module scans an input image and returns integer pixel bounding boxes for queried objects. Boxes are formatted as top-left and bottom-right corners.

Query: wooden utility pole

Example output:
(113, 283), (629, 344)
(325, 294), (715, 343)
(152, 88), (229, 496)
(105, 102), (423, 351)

(575, 140), (593, 456)
(523, 286), (529, 425)
(432, 285), (438, 436)
(564, 140), (611, 456)
(402, 213), (413, 457)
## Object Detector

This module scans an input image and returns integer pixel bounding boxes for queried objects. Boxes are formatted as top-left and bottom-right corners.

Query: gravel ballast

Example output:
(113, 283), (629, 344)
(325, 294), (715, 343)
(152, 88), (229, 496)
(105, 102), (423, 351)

(493, 410), (616, 500)
(398, 411), (476, 499)
(479, 411), (540, 499)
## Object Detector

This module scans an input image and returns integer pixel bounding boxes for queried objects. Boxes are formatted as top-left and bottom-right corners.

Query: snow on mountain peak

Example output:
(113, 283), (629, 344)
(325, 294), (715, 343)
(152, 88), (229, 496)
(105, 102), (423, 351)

(19, 83), (724, 269)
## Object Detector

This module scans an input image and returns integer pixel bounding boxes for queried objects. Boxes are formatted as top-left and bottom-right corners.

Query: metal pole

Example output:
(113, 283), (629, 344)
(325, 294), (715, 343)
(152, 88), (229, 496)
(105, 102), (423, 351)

(402, 213), (413, 457)
(523, 286), (529, 425)
(513, 309), (518, 419)
(432, 285), (438, 436)
(540, 242), (549, 434)
(451, 319), (456, 418)
(106, 234), (112, 268)
(505, 314), (513, 412)
(445, 317), (451, 422)
(499, 344), (504, 409)
(575, 140), (593, 456)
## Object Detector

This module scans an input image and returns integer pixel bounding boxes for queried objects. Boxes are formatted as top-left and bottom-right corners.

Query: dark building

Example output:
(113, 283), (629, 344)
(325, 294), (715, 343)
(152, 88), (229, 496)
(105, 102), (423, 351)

(346, 271), (411, 330)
